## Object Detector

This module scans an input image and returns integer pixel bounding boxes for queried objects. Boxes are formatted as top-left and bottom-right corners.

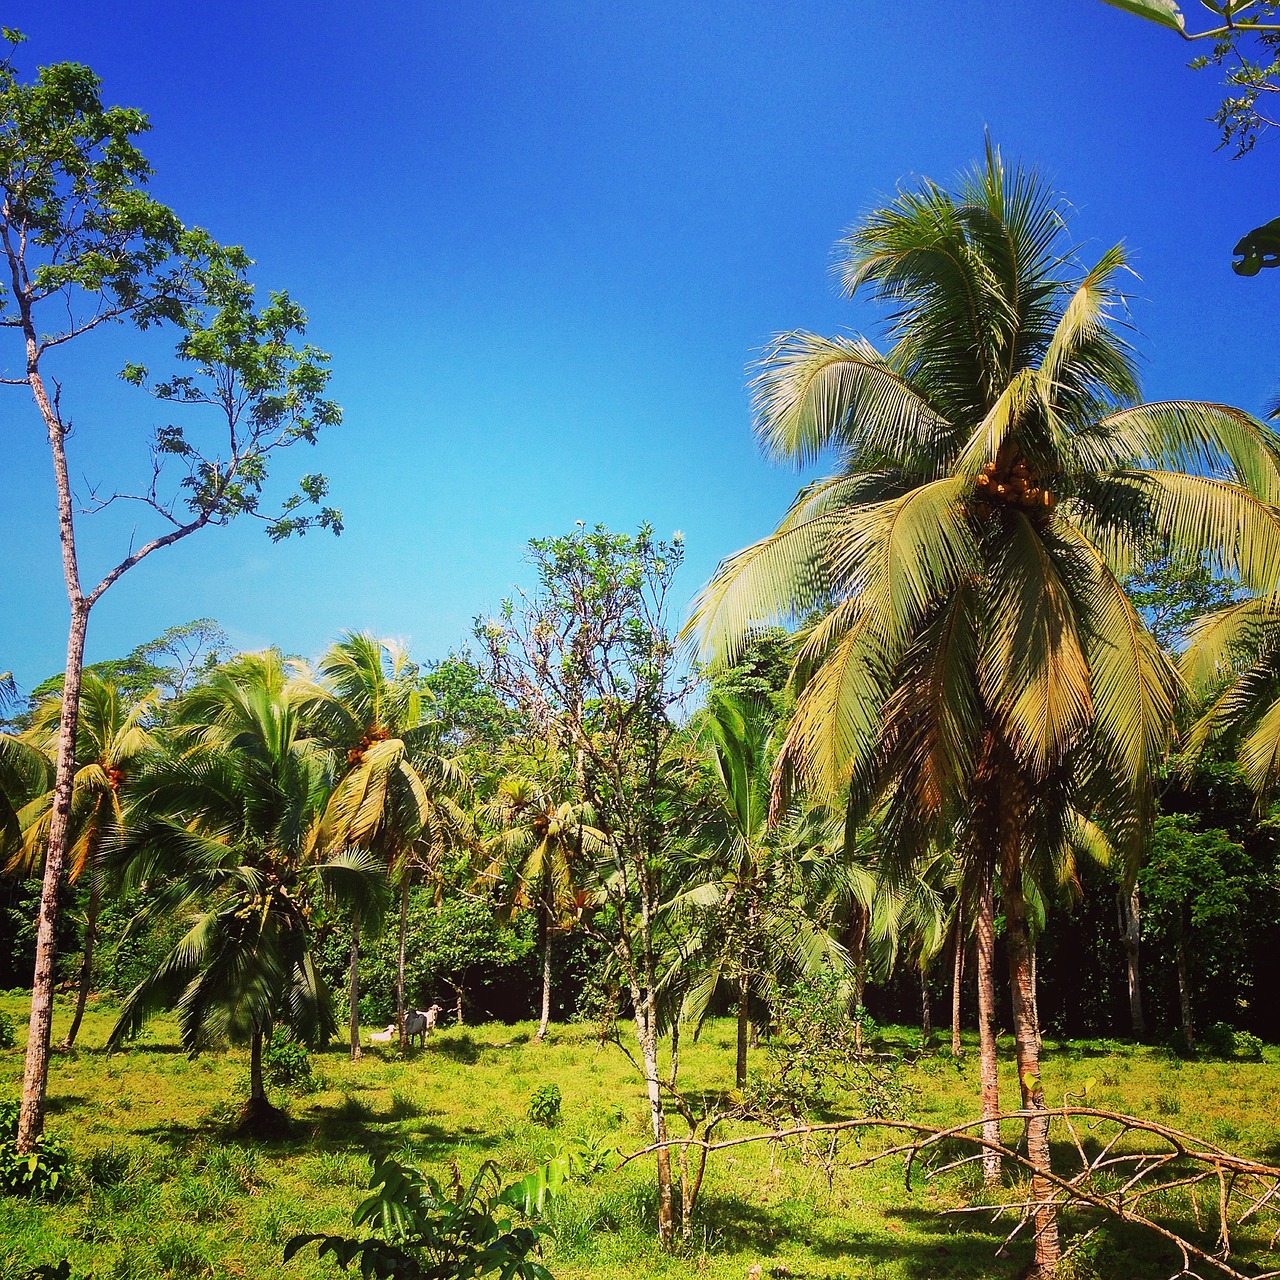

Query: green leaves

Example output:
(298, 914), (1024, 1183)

(1232, 217), (1280, 275)
(1098, 0), (1186, 32)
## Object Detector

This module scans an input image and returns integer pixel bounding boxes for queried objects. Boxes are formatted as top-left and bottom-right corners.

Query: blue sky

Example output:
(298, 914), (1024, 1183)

(2, 1), (1277, 690)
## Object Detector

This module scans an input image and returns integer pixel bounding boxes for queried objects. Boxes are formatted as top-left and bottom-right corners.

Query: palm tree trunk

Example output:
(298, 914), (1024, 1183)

(18, 598), (88, 1154)
(975, 860), (1001, 1189)
(848, 904), (868, 1052)
(736, 968), (749, 1088)
(348, 914), (362, 1061)
(919, 966), (932, 1045)
(1176, 930), (1194, 1050)
(951, 923), (964, 1057)
(58, 874), (101, 1053)
(536, 902), (552, 1041)
(250, 1026), (266, 1102)
(1000, 778), (1060, 1276)
(396, 875), (410, 1046)
(1119, 885), (1146, 1039)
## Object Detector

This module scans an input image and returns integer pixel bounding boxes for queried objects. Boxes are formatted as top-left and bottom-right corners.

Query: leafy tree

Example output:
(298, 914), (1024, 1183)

(106, 654), (377, 1131)
(1140, 814), (1256, 1047)
(3, 676), (157, 1050)
(0, 35), (342, 1152)
(481, 773), (606, 1041)
(479, 523), (694, 1247)
(424, 652), (522, 756)
(25, 620), (232, 712)
(688, 144), (1280, 1275)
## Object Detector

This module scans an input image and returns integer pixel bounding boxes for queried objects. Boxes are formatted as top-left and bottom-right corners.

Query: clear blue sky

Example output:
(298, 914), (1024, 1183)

(2, 1), (1277, 691)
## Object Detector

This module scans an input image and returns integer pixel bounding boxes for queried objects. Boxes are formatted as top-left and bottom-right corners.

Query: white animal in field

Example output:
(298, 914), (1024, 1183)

(369, 1024), (396, 1045)
(403, 1004), (443, 1048)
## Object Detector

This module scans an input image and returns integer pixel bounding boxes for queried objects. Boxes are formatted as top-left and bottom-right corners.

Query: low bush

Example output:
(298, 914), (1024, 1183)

(0, 1010), (16, 1050)
(526, 1082), (561, 1126)
(263, 1036), (314, 1091)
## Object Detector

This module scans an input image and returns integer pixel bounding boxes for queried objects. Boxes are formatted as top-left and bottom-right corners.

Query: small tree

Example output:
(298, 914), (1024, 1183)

(0, 37), (342, 1151)
(479, 524), (693, 1246)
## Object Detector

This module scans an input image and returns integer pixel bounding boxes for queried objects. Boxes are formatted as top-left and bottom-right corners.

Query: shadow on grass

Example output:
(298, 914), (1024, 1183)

(427, 1034), (482, 1065)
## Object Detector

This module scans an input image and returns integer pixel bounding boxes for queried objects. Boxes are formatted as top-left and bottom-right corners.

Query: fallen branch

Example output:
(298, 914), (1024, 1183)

(618, 1107), (1280, 1280)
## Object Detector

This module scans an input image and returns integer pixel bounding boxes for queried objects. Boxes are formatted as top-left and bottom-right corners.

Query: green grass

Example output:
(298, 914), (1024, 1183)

(1, 992), (1278, 1279)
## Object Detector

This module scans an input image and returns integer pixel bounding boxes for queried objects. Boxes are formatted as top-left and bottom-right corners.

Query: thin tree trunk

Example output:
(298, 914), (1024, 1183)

(396, 875), (410, 1046)
(736, 968), (749, 1088)
(18, 600), (88, 1154)
(1120, 885), (1146, 1039)
(250, 1026), (266, 1102)
(951, 922), (964, 1057)
(1176, 931), (1194, 1050)
(348, 914), (362, 1061)
(1000, 779), (1061, 1276)
(848, 904), (868, 1052)
(536, 902), (552, 1041)
(919, 966), (932, 1045)
(975, 860), (1001, 1189)
(58, 874), (101, 1053)
(635, 996), (674, 1247)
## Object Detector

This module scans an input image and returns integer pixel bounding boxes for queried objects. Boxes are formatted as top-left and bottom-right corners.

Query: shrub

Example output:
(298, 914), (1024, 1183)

(1201, 1022), (1265, 1061)
(0, 1010), (15, 1049)
(264, 1037), (313, 1090)
(1235, 1030), (1264, 1061)
(0, 1098), (70, 1198)
(527, 1083), (561, 1127)
(285, 1156), (555, 1279)
(1201, 1022), (1236, 1058)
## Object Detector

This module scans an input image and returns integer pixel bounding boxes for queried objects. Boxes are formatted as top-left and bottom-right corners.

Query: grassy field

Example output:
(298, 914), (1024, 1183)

(1, 992), (1278, 1280)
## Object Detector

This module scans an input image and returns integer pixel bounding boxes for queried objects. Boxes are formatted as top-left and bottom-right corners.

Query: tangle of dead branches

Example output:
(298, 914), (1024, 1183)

(619, 1106), (1280, 1278)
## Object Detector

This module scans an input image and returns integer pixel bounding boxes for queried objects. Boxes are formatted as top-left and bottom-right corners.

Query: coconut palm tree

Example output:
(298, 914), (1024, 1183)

(688, 144), (1280, 1275)
(1180, 582), (1280, 794)
(662, 695), (851, 1086)
(106, 653), (380, 1130)
(304, 633), (472, 1055)
(4, 675), (158, 1050)
(481, 773), (606, 1041)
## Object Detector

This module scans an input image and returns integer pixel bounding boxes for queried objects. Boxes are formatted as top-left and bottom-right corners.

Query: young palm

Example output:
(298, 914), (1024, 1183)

(1180, 581), (1280, 794)
(304, 633), (472, 1054)
(107, 653), (380, 1130)
(4, 675), (158, 1050)
(665, 695), (850, 1086)
(481, 773), (606, 1040)
(689, 145), (1280, 1274)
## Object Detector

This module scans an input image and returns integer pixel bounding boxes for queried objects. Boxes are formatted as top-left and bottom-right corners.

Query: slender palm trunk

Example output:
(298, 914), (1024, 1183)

(396, 875), (410, 1045)
(1119, 885), (1146, 1039)
(536, 900), (552, 1041)
(249, 1027), (266, 1102)
(18, 600), (88, 1153)
(736, 968), (749, 1088)
(951, 922), (964, 1057)
(1176, 928), (1194, 1050)
(58, 874), (101, 1053)
(919, 966), (932, 1045)
(348, 914), (362, 1061)
(975, 860), (1001, 1188)
(848, 904), (868, 1052)
(1000, 776), (1060, 1276)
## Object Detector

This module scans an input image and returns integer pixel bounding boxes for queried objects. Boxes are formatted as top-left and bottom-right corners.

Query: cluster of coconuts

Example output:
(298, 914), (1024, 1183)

(974, 459), (1056, 510)
(347, 725), (391, 766)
